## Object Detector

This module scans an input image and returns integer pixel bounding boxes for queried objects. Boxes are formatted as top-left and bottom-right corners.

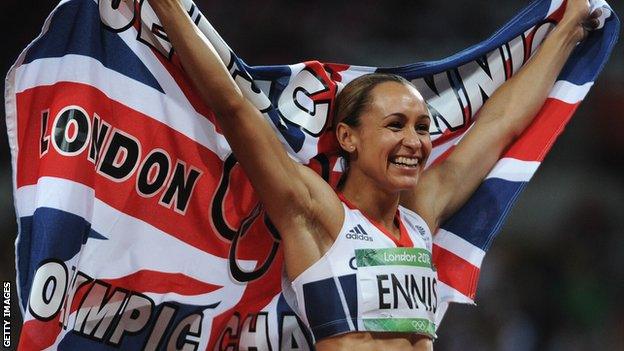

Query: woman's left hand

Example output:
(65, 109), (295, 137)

(560, 0), (603, 42)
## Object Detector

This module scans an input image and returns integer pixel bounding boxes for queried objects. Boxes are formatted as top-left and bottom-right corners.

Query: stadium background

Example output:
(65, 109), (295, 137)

(1, 1), (622, 350)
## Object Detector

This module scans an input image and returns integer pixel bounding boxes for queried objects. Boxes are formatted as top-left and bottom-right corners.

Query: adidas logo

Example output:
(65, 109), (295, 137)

(345, 224), (373, 242)
(415, 225), (426, 237)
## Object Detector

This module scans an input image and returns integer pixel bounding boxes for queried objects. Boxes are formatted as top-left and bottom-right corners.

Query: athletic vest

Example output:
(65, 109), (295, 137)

(282, 196), (439, 342)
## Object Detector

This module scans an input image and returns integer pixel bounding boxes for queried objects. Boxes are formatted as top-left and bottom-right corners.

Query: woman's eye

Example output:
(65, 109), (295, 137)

(387, 122), (403, 130)
(417, 124), (430, 134)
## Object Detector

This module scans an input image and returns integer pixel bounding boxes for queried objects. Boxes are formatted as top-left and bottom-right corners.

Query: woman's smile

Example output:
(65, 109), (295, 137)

(390, 156), (420, 168)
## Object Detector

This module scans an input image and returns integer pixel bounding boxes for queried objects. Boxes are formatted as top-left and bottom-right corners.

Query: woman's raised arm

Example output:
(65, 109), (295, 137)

(403, 0), (600, 230)
(148, 0), (342, 239)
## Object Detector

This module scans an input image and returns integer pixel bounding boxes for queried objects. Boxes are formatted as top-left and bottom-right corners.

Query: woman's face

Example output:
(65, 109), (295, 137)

(347, 81), (432, 191)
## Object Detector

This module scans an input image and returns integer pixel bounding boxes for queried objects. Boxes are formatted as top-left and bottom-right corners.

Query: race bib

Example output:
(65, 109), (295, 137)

(356, 247), (438, 338)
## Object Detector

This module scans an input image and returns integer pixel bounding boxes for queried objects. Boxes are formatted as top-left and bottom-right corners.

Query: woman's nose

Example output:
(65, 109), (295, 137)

(403, 130), (422, 149)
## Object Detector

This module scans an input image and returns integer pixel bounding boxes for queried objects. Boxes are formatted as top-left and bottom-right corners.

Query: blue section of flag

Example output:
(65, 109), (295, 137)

(17, 208), (103, 310)
(23, 0), (163, 93)
(88, 230), (108, 241)
(441, 178), (527, 252)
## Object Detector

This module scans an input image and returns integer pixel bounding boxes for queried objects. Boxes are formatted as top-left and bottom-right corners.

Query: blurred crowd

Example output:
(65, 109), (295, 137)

(1, 1), (622, 350)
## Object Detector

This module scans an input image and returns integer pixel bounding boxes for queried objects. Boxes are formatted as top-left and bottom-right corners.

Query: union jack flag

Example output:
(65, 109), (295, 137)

(5, 0), (618, 349)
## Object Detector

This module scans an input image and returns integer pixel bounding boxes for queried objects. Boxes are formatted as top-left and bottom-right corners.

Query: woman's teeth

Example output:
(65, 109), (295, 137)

(392, 157), (419, 167)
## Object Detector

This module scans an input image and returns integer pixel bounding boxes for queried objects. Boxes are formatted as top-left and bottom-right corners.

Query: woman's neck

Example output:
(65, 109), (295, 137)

(340, 173), (400, 235)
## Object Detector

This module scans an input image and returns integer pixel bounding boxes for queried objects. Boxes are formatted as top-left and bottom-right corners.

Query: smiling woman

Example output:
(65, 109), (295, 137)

(333, 76), (432, 192)
(146, 0), (601, 349)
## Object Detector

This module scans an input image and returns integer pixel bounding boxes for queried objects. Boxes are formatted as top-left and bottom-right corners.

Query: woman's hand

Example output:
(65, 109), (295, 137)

(560, 0), (602, 42)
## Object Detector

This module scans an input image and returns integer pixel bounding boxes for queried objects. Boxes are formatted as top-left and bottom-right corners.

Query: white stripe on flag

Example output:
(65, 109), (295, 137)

(15, 177), (255, 286)
(333, 157), (345, 172)
(335, 66), (376, 92)
(549, 80), (593, 104)
(426, 132), (464, 168)
(15, 176), (94, 218)
(437, 280), (474, 305)
(486, 157), (540, 182)
(433, 228), (485, 268)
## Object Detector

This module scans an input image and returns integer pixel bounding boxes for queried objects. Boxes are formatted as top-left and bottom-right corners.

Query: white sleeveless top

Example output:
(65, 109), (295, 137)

(282, 196), (439, 342)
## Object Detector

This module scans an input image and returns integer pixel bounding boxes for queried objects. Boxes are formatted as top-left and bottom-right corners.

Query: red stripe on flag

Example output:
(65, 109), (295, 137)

(323, 63), (350, 82)
(102, 270), (222, 296)
(431, 126), (469, 147)
(18, 319), (60, 351)
(429, 144), (456, 168)
(433, 244), (480, 300)
(505, 98), (578, 161)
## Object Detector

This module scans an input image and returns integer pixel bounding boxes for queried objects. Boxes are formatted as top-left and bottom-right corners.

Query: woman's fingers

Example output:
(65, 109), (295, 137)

(588, 17), (600, 28)
(590, 8), (603, 19)
(583, 17), (601, 31)
(582, 8), (604, 32)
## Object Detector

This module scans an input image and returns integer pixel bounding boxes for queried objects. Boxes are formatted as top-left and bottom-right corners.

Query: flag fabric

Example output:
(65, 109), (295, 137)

(5, 0), (618, 349)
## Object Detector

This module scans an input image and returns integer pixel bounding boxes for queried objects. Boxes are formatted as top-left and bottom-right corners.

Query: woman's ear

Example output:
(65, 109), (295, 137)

(336, 122), (358, 153)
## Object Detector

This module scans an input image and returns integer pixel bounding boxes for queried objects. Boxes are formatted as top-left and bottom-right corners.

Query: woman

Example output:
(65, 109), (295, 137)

(149, 1), (600, 350)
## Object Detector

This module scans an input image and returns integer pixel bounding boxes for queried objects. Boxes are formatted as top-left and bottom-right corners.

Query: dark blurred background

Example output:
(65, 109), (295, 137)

(2, 1), (622, 350)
